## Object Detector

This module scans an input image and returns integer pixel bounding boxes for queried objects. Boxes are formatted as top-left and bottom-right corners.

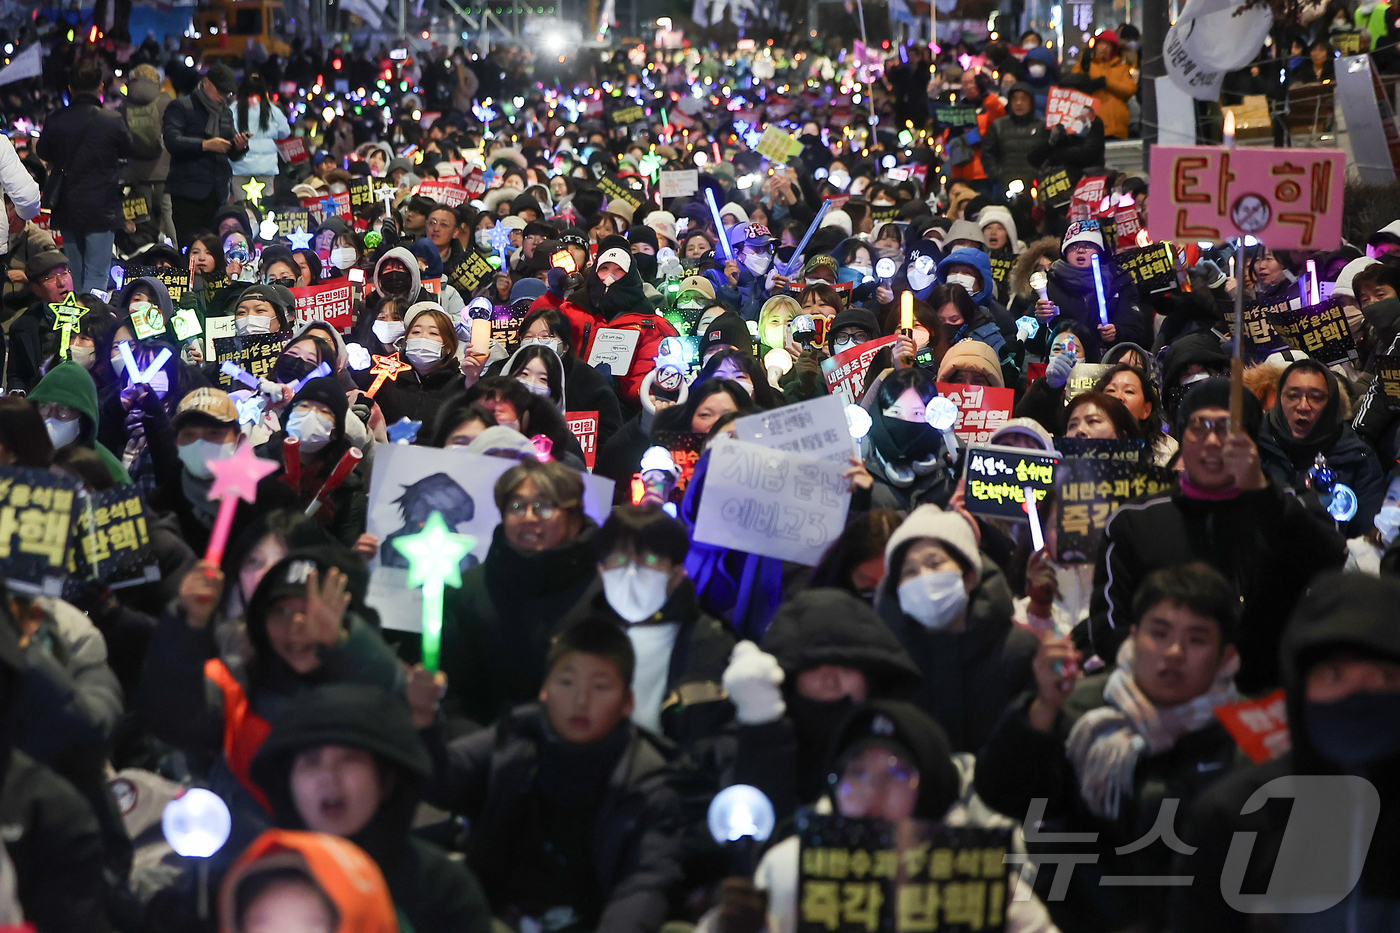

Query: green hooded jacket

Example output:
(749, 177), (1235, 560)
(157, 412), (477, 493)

(29, 361), (131, 486)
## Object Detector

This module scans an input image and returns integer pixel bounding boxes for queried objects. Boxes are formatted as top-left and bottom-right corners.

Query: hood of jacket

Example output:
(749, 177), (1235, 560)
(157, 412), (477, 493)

(1162, 332), (1231, 390)
(29, 360), (102, 447)
(761, 588), (922, 698)
(1263, 357), (1344, 465)
(1023, 46), (1060, 86)
(251, 684), (431, 866)
(373, 245), (422, 301)
(1005, 82), (1038, 120)
(1009, 237), (1060, 300)
(1102, 341), (1151, 368)
(937, 247), (996, 306)
(126, 76), (162, 107)
(1280, 571), (1400, 773)
(314, 216), (352, 241)
(116, 275), (175, 326)
(1363, 295), (1400, 347)
(290, 319), (349, 372)
(825, 700), (963, 821)
(213, 205), (254, 242)
(219, 829), (399, 933)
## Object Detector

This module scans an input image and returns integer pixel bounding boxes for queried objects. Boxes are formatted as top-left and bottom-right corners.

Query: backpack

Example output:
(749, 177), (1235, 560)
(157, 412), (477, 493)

(124, 99), (164, 162)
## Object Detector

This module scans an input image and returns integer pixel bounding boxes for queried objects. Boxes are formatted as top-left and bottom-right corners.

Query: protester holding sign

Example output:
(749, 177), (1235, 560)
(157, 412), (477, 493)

(1069, 31), (1138, 139)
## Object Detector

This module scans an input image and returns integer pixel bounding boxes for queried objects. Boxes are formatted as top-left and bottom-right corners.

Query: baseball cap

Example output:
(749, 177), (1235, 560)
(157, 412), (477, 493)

(678, 275), (716, 301)
(25, 250), (68, 281)
(698, 310), (754, 359)
(173, 387), (240, 430)
(726, 222), (775, 249)
(501, 215), (528, 231)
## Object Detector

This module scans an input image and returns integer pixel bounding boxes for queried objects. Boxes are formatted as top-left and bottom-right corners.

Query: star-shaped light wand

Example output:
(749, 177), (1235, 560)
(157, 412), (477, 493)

(391, 511), (476, 671)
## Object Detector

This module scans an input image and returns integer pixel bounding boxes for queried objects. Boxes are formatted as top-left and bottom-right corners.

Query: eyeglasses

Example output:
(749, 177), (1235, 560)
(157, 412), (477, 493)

(506, 499), (559, 520)
(37, 268), (70, 285)
(1183, 415), (1232, 441)
(1282, 388), (1328, 406)
(426, 219), (455, 229)
(836, 757), (921, 795)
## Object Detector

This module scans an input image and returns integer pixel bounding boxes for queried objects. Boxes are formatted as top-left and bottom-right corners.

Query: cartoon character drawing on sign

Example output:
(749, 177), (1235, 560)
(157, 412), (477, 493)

(380, 472), (479, 571)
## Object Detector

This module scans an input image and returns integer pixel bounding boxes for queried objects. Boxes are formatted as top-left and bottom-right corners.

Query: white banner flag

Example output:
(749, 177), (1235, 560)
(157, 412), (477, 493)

(1164, 0), (1272, 101)
(0, 45), (42, 88)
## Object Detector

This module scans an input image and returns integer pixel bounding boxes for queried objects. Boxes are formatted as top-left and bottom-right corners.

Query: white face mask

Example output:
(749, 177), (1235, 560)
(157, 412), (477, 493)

(236, 314), (275, 336)
(476, 230), (494, 249)
(404, 337), (444, 370)
(946, 272), (979, 295)
(45, 417), (81, 449)
(286, 409), (334, 453)
(110, 353), (126, 378)
(897, 570), (970, 630)
(848, 263), (873, 278)
(372, 320), (406, 344)
(331, 247), (358, 270)
(1028, 63), (1048, 78)
(178, 439), (237, 480)
(520, 336), (565, 357)
(518, 377), (551, 397)
(70, 346), (96, 369)
(144, 368), (170, 397)
(601, 564), (671, 624)
(833, 336), (860, 355)
(1376, 504), (1400, 546)
(743, 251), (773, 277)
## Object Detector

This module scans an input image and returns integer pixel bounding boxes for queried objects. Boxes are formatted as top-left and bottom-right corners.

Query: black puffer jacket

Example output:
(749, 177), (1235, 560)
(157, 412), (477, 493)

(1045, 258), (1152, 359)
(251, 684), (495, 933)
(981, 89), (1046, 188)
(36, 92), (134, 232)
(1171, 573), (1400, 931)
(366, 356), (463, 427)
(162, 90), (249, 200)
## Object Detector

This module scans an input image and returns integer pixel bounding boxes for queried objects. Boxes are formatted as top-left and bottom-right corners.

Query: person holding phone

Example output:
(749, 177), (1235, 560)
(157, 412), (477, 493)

(162, 63), (251, 243)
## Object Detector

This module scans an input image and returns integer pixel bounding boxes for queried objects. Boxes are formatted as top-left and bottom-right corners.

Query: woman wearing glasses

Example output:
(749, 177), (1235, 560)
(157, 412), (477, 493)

(438, 458), (600, 727)
(1255, 358), (1386, 538)
(1085, 378), (1347, 693)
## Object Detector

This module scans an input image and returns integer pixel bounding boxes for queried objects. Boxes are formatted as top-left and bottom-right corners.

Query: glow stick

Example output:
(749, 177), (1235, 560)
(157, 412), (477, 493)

(203, 443), (278, 564)
(900, 290), (914, 332)
(220, 360), (260, 390)
(305, 447), (363, 517)
(780, 199), (832, 276)
(1306, 259), (1319, 306)
(705, 187), (735, 261)
(1089, 252), (1109, 326)
(391, 511), (476, 672)
(291, 361), (333, 393)
(119, 342), (172, 386)
(1025, 487), (1044, 552)
(366, 353), (412, 397)
(283, 436), (301, 489)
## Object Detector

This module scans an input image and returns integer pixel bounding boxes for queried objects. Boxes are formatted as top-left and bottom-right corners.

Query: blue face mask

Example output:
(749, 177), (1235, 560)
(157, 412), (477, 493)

(1305, 692), (1400, 768)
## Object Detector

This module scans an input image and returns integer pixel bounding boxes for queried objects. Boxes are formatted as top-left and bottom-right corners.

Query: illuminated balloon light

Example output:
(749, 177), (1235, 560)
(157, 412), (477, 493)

(162, 788), (231, 858)
(707, 784), (775, 844)
(927, 397), (959, 432)
(1327, 484), (1358, 523)
(846, 404), (873, 440)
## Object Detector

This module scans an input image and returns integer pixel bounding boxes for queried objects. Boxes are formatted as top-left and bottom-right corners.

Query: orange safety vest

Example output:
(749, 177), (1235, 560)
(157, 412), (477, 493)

(204, 658), (273, 813)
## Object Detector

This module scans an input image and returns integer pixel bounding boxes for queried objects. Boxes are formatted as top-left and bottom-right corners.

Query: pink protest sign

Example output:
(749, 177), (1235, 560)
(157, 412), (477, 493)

(1147, 146), (1345, 250)
(821, 334), (898, 405)
(1046, 86), (1099, 134)
(291, 281), (355, 333)
(416, 180), (470, 208)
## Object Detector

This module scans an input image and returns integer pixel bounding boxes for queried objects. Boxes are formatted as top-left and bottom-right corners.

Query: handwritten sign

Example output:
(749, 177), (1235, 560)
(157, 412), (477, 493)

(693, 437), (851, 565)
(586, 327), (641, 372)
(1262, 297), (1358, 365)
(1056, 456), (1175, 563)
(962, 443), (1059, 520)
(214, 334), (291, 387)
(756, 124), (804, 163)
(660, 169), (699, 199)
(731, 395), (855, 466)
(936, 384), (1014, 445)
(822, 334), (897, 405)
(1147, 146), (1345, 249)
(565, 411), (599, 470)
(290, 281), (354, 333)
(275, 136), (309, 164)
(0, 468), (82, 596)
(1046, 86), (1100, 134)
(797, 812), (1011, 933)
(416, 180), (469, 208)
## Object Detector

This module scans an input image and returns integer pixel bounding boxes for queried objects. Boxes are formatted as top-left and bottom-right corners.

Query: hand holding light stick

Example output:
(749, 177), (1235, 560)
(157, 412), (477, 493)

(1089, 252), (1109, 327)
(1025, 487), (1045, 552)
(366, 353), (412, 397)
(120, 342), (173, 386)
(899, 290), (916, 366)
(305, 447), (363, 517)
(203, 443), (278, 565)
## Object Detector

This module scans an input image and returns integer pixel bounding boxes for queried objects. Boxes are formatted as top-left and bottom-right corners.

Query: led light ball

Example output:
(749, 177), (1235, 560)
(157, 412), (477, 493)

(707, 784), (775, 844)
(162, 788), (231, 859)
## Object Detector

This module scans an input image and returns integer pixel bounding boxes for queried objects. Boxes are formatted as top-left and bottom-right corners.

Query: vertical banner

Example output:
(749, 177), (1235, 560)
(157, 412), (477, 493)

(565, 411), (599, 470)
(1335, 54), (1400, 184)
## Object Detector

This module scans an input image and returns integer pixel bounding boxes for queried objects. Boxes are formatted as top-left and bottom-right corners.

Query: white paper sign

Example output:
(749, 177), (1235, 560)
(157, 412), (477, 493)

(692, 437), (851, 566)
(660, 169), (699, 199)
(205, 316), (237, 364)
(730, 394), (856, 465)
(364, 445), (614, 632)
(587, 327), (642, 373)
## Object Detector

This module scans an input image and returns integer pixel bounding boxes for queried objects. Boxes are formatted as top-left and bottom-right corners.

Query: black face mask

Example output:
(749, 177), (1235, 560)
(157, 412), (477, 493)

(1305, 692), (1400, 768)
(273, 355), (317, 385)
(379, 270), (412, 296)
(634, 252), (658, 282)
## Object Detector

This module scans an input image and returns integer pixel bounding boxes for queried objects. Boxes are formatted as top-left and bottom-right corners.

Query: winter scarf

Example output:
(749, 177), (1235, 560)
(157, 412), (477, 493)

(1066, 638), (1239, 820)
(193, 83), (226, 138)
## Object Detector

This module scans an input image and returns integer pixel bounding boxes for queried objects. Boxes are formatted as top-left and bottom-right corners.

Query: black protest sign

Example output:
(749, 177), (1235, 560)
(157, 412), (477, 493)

(962, 443), (1059, 520)
(598, 173), (644, 211)
(988, 255), (1013, 285)
(214, 333), (291, 387)
(1055, 437), (1147, 463)
(121, 195), (150, 222)
(0, 468), (82, 595)
(447, 251), (496, 297)
(1041, 169), (1073, 208)
(494, 300), (531, 353)
(275, 208), (312, 239)
(933, 104), (980, 129)
(797, 811), (1011, 933)
(652, 431), (706, 504)
(1065, 363), (1109, 401)
(1375, 355), (1400, 403)
(871, 205), (899, 223)
(610, 104), (646, 127)
(1262, 297), (1358, 365)
(1056, 457), (1176, 563)
(1242, 296), (1290, 357)
(75, 488), (157, 589)
(1116, 243), (1178, 294)
(125, 265), (192, 305)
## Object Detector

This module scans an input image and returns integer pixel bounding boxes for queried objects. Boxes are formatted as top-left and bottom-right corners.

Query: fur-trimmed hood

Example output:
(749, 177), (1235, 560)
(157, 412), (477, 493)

(1009, 237), (1062, 300)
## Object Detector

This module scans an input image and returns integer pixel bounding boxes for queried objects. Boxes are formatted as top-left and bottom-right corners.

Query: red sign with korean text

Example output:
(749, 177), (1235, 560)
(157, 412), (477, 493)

(821, 334), (898, 405)
(1147, 146), (1345, 250)
(936, 384), (1015, 444)
(416, 180), (469, 208)
(1214, 689), (1290, 764)
(464, 167), (486, 199)
(290, 281), (355, 334)
(275, 137), (309, 164)
(566, 411), (599, 469)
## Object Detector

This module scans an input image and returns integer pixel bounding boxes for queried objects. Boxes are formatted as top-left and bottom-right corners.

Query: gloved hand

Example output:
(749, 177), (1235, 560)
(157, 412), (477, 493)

(1045, 349), (1078, 388)
(793, 346), (826, 387)
(1087, 76), (1107, 93)
(1048, 124), (1067, 146)
(723, 641), (786, 725)
(547, 267), (570, 298)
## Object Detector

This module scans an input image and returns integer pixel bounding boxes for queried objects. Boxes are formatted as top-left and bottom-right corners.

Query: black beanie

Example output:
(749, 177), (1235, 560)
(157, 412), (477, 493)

(236, 283), (294, 330)
(628, 223), (659, 253)
(699, 310), (754, 360)
(1174, 376), (1262, 441)
(288, 376), (349, 438)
